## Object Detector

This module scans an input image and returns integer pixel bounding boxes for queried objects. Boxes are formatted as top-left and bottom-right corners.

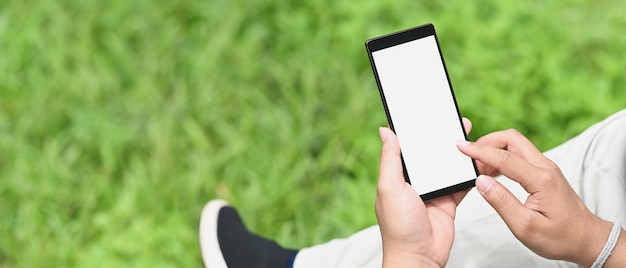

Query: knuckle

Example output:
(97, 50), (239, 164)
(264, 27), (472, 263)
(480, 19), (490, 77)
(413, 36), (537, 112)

(487, 184), (514, 211)
(376, 180), (392, 195)
(504, 128), (523, 138)
(380, 144), (399, 159)
(544, 158), (560, 170)
(380, 146), (390, 158)
(514, 212), (539, 238)
(376, 177), (398, 197)
(491, 189), (510, 208)
(535, 169), (560, 188)
(497, 149), (512, 164)
(536, 170), (553, 181)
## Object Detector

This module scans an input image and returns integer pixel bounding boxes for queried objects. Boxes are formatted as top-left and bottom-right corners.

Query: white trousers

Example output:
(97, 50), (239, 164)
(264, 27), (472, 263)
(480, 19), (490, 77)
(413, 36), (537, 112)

(293, 109), (626, 268)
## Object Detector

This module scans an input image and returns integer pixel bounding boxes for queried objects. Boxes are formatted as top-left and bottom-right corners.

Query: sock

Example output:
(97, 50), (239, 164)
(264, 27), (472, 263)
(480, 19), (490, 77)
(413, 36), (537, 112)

(218, 207), (299, 268)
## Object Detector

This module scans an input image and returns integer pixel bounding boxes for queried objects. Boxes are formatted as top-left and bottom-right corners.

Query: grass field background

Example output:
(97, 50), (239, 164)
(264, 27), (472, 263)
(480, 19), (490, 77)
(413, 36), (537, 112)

(1, 0), (625, 266)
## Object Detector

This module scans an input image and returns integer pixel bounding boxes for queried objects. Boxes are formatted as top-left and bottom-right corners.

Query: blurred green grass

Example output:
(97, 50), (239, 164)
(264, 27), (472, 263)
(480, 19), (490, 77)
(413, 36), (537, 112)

(1, 0), (625, 266)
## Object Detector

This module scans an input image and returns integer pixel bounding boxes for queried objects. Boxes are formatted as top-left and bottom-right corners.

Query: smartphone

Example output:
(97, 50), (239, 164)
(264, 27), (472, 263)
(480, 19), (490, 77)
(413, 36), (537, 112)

(365, 23), (478, 201)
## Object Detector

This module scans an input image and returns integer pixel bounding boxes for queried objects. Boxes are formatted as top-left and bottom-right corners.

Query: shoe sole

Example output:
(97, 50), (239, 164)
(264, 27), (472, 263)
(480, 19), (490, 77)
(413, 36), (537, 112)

(199, 199), (230, 268)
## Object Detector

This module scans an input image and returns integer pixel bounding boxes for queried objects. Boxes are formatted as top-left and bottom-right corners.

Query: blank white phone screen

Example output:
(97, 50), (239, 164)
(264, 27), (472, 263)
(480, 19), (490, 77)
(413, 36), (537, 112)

(371, 35), (475, 196)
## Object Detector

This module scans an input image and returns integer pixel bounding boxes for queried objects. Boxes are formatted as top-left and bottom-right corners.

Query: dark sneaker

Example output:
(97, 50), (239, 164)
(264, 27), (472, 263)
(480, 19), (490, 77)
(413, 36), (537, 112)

(199, 199), (298, 268)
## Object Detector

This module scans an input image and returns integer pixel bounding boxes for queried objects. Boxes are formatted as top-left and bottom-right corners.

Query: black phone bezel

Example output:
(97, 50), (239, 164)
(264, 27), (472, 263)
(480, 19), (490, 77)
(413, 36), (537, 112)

(365, 23), (479, 201)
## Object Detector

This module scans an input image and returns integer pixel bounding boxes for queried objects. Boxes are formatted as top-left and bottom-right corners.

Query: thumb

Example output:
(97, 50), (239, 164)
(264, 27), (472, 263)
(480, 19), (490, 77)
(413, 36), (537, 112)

(476, 175), (528, 230)
(378, 127), (405, 186)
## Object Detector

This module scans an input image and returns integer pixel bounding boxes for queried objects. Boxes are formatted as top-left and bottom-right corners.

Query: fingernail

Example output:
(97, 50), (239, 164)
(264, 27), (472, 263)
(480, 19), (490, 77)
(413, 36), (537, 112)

(456, 139), (471, 147)
(379, 127), (388, 142)
(476, 175), (494, 194)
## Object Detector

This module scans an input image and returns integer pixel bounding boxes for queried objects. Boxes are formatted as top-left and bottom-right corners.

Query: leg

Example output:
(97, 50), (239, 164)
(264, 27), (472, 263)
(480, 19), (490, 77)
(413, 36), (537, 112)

(292, 226), (382, 268)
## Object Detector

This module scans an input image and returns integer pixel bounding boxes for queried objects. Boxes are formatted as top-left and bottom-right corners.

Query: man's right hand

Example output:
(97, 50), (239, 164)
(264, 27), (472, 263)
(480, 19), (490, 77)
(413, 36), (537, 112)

(457, 129), (624, 267)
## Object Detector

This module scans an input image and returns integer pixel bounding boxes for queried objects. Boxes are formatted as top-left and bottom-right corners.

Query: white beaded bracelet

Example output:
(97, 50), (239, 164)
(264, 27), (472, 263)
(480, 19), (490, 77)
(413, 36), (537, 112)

(591, 221), (622, 268)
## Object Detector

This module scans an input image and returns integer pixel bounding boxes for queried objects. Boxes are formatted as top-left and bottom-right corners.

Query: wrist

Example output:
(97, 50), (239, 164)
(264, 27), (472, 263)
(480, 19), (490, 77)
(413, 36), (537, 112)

(595, 226), (625, 268)
(570, 217), (613, 267)
(576, 219), (622, 267)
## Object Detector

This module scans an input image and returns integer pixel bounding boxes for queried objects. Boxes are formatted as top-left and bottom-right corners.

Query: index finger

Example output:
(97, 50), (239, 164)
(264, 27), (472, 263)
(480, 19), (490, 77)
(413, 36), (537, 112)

(475, 129), (553, 169)
(457, 140), (543, 194)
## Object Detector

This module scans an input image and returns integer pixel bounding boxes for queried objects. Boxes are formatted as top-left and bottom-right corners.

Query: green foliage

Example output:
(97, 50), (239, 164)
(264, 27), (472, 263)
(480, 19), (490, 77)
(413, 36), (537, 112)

(0, 0), (624, 266)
